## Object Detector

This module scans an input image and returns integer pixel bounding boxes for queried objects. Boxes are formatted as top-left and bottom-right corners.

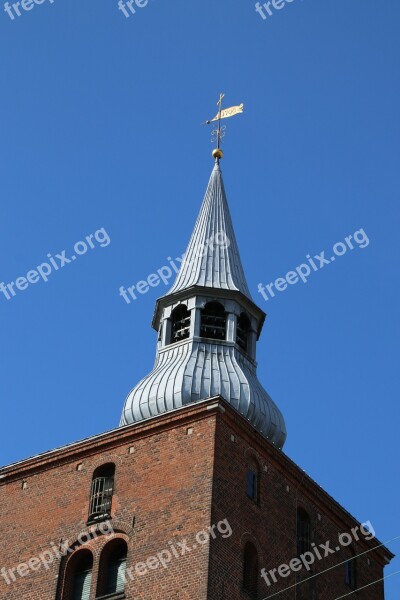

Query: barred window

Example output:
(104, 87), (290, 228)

(88, 464), (115, 523)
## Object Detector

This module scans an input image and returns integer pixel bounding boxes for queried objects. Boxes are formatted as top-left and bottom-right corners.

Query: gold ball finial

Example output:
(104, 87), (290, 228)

(212, 148), (223, 160)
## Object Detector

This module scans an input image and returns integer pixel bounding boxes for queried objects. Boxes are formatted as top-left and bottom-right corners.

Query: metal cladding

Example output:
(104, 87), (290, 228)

(120, 160), (287, 449)
(167, 161), (252, 299)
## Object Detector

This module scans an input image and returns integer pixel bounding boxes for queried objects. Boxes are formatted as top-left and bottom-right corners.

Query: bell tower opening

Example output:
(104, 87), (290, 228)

(200, 301), (227, 341)
(170, 304), (191, 344)
(236, 312), (251, 352)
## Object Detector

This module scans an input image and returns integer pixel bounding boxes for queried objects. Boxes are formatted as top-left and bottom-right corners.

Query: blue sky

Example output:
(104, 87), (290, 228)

(1, 0), (399, 596)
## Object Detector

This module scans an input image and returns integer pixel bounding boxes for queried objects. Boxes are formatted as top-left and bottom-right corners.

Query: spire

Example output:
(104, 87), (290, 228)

(120, 159), (287, 449)
(167, 161), (252, 300)
(120, 100), (286, 448)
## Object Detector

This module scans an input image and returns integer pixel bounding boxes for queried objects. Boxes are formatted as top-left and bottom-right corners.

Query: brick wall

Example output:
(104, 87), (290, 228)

(0, 399), (392, 600)
(0, 407), (216, 599)
(208, 410), (389, 600)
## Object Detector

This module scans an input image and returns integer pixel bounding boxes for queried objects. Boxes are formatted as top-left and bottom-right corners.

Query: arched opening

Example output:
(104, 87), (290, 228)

(237, 312), (251, 352)
(62, 549), (93, 600)
(243, 541), (259, 598)
(297, 508), (312, 556)
(345, 547), (357, 590)
(200, 301), (226, 341)
(170, 305), (191, 344)
(88, 463), (115, 523)
(96, 538), (128, 597)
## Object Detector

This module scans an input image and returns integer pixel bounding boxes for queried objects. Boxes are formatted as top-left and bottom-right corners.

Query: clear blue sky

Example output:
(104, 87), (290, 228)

(1, 0), (399, 596)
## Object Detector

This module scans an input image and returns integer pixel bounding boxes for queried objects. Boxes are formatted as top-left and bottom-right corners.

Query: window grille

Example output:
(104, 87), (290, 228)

(88, 477), (114, 521)
(88, 464), (115, 523)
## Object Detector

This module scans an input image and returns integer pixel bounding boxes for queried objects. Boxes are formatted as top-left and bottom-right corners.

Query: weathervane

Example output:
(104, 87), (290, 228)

(204, 93), (244, 160)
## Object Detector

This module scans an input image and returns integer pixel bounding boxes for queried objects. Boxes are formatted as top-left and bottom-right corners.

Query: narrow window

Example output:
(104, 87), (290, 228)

(297, 508), (311, 556)
(200, 301), (226, 341)
(247, 469), (258, 503)
(96, 539), (128, 597)
(237, 313), (251, 352)
(88, 463), (115, 523)
(243, 542), (258, 598)
(345, 549), (357, 589)
(170, 305), (191, 344)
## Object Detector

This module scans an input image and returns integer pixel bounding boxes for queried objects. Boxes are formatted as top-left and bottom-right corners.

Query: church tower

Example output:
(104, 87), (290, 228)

(0, 143), (393, 600)
(120, 158), (286, 450)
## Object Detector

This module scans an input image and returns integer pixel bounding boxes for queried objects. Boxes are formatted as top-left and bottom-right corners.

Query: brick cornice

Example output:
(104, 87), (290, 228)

(0, 397), (224, 481)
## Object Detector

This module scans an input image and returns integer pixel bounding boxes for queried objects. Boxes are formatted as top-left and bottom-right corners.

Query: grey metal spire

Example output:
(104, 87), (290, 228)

(120, 160), (287, 449)
(167, 160), (252, 299)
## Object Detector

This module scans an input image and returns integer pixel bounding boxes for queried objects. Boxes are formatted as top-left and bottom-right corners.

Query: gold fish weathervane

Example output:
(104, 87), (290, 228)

(204, 93), (244, 160)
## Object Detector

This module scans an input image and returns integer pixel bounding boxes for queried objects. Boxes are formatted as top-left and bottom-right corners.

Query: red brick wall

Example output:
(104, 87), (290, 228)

(0, 401), (391, 600)
(208, 413), (387, 600)
(0, 412), (216, 600)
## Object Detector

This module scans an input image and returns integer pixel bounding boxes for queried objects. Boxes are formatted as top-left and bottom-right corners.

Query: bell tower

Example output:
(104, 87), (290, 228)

(120, 157), (287, 449)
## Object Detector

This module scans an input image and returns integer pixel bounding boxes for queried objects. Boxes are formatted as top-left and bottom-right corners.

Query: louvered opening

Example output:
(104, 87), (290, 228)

(200, 302), (226, 341)
(170, 305), (191, 344)
(236, 312), (250, 352)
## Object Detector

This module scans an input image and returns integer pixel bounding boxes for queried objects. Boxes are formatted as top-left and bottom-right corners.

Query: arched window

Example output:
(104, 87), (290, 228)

(297, 508), (311, 556)
(73, 552), (93, 600)
(246, 458), (260, 504)
(88, 463), (115, 523)
(345, 548), (357, 589)
(237, 313), (251, 352)
(243, 542), (259, 598)
(170, 305), (191, 344)
(96, 539), (128, 597)
(61, 550), (93, 600)
(200, 302), (226, 341)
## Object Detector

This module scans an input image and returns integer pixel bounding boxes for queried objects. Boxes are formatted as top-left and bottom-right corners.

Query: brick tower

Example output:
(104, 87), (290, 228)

(0, 154), (394, 600)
